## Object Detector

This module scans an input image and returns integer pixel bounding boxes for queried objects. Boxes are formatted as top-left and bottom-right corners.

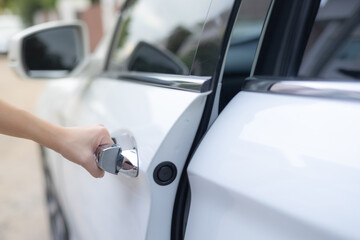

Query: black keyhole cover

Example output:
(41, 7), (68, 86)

(153, 162), (177, 186)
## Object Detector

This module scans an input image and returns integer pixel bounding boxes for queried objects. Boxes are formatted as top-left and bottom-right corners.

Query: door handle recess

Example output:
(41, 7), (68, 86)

(95, 144), (139, 177)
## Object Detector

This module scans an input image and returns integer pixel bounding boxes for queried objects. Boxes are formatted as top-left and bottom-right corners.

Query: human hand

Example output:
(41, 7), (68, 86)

(57, 125), (114, 178)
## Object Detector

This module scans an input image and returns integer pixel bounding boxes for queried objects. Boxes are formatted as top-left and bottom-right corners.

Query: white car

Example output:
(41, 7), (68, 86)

(0, 14), (23, 53)
(8, 0), (360, 239)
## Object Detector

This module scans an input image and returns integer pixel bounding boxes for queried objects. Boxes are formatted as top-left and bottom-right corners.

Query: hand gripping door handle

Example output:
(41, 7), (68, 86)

(95, 144), (139, 177)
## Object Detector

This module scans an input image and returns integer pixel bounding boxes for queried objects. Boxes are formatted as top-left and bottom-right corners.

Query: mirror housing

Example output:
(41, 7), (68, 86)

(8, 20), (90, 79)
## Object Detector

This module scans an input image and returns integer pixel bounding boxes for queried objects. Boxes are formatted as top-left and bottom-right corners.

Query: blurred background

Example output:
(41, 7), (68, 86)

(0, 0), (123, 239)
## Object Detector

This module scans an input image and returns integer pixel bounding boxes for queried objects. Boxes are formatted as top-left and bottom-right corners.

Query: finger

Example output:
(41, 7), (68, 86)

(94, 126), (113, 147)
(87, 156), (105, 178)
(91, 166), (105, 178)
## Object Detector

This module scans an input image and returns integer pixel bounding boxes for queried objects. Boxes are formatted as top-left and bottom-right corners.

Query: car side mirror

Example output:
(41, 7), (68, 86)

(8, 21), (90, 79)
(127, 41), (189, 75)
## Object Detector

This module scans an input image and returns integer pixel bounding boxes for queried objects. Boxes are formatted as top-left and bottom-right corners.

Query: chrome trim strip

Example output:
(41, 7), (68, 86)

(102, 71), (211, 93)
(243, 79), (360, 100)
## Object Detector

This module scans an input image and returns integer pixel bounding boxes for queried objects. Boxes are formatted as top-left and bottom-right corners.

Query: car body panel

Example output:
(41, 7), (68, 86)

(32, 0), (238, 238)
(39, 75), (209, 239)
(14, 0), (360, 239)
(186, 91), (360, 239)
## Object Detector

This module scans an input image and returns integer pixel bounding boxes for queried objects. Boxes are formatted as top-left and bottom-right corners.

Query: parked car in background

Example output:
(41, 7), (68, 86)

(8, 0), (360, 239)
(0, 14), (23, 54)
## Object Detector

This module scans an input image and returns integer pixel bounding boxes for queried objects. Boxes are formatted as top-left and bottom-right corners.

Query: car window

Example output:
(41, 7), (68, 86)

(107, 0), (213, 75)
(190, 0), (240, 76)
(299, 0), (360, 80)
(219, 0), (272, 111)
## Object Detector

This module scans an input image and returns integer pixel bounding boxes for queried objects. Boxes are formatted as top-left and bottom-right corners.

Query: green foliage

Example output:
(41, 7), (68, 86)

(1, 0), (57, 25)
(117, 17), (131, 48)
(0, 0), (12, 11)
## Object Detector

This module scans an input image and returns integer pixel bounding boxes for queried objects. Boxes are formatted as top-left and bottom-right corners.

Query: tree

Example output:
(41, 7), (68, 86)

(0, 0), (57, 25)
(0, 0), (12, 11)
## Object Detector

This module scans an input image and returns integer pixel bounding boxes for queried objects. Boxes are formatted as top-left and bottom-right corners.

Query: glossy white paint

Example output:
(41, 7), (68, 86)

(39, 76), (208, 239)
(186, 91), (360, 239)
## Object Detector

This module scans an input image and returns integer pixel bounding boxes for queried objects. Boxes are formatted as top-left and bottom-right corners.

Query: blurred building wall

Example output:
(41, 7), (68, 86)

(58, 0), (123, 51)
(57, 0), (90, 21)
(78, 4), (103, 52)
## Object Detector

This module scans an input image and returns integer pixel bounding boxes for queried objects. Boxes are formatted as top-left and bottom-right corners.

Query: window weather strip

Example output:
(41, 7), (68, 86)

(243, 79), (360, 101)
(102, 71), (212, 93)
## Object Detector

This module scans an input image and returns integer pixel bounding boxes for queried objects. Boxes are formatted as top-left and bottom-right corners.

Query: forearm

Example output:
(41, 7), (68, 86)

(0, 99), (63, 152)
(0, 99), (112, 177)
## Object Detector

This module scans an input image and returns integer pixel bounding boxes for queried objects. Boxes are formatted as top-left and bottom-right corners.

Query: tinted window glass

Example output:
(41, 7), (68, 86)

(107, 0), (213, 75)
(194, 0), (271, 76)
(190, 0), (234, 76)
(299, 0), (360, 80)
(220, 0), (271, 111)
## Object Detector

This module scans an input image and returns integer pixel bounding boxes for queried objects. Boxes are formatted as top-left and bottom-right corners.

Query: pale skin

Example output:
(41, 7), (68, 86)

(0, 99), (113, 178)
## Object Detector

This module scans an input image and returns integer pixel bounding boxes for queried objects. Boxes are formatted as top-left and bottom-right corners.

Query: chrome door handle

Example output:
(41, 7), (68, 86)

(95, 144), (139, 177)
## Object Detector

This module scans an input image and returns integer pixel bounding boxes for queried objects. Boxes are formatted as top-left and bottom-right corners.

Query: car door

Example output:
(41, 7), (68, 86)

(185, 0), (360, 239)
(44, 0), (239, 239)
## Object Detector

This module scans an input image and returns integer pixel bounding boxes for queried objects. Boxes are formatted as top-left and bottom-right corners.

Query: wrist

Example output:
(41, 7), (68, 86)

(36, 123), (68, 155)
(51, 126), (69, 155)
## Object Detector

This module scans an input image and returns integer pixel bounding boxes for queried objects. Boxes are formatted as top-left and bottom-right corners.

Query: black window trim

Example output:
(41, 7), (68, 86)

(253, 0), (321, 77)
